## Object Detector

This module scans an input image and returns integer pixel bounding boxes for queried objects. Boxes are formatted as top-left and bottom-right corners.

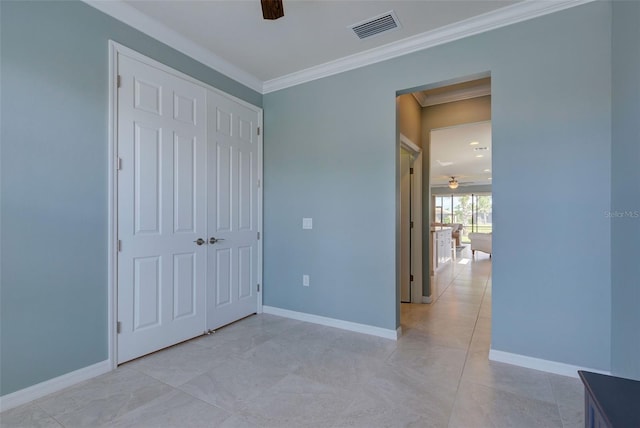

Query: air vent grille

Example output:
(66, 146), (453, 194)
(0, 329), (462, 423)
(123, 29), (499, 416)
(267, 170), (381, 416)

(350, 11), (400, 40)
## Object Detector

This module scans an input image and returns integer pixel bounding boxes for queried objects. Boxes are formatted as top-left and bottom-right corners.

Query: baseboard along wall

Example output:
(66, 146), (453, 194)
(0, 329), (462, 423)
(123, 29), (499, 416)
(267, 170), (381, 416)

(489, 349), (611, 378)
(0, 360), (112, 412)
(262, 306), (400, 340)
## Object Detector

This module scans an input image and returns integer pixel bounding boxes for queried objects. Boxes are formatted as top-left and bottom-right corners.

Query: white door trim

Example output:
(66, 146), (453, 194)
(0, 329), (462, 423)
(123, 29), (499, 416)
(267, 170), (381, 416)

(399, 134), (421, 155)
(107, 41), (118, 370)
(107, 40), (263, 367)
(399, 134), (423, 304)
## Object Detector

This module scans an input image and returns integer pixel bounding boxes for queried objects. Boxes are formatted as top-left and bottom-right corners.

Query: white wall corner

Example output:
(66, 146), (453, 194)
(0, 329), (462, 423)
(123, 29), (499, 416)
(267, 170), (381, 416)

(489, 349), (611, 378)
(0, 360), (112, 412)
(262, 306), (399, 340)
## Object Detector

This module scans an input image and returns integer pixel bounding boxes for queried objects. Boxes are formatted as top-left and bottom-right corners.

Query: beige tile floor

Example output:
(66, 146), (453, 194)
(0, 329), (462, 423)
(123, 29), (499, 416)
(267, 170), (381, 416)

(0, 247), (584, 427)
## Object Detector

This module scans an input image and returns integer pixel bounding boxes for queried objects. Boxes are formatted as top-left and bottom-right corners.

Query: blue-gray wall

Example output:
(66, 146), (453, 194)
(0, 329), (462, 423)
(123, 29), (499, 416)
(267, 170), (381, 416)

(264, 1), (613, 370)
(0, 0), (261, 396)
(611, 0), (640, 380)
(264, 78), (397, 330)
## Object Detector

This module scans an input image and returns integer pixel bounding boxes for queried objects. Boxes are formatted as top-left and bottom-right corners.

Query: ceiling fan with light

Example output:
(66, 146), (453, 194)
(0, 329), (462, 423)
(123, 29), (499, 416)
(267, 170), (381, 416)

(434, 175), (474, 189)
(431, 175), (482, 189)
(261, 0), (284, 20)
(448, 176), (459, 189)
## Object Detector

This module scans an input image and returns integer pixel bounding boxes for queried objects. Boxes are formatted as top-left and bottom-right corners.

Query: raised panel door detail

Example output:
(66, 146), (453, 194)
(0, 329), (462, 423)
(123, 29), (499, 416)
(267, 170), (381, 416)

(215, 248), (232, 306)
(216, 108), (232, 136)
(216, 144), (232, 232)
(238, 246), (252, 299)
(134, 123), (161, 235)
(134, 79), (162, 115)
(173, 93), (197, 125)
(173, 253), (196, 319)
(239, 118), (252, 143)
(238, 150), (253, 231)
(133, 256), (161, 330)
(173, 133), (196, 233)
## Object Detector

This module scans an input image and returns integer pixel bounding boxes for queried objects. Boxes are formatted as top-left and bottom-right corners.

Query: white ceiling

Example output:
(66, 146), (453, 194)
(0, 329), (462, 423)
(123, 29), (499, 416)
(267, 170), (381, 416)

(122, 0), (517, 82)
(86, 0), (591, 93)
(430, 121), (492, 187)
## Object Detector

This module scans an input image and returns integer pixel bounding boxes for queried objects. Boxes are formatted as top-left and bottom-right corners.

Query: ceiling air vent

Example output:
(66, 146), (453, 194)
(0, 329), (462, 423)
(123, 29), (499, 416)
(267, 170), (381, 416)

(349, 11), (400, 40)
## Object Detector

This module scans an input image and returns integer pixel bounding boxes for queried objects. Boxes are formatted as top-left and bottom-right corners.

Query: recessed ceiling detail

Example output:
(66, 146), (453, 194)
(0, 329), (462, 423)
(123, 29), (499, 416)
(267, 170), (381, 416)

(430, 121), (492, 187)
(349, 11), (400, 40)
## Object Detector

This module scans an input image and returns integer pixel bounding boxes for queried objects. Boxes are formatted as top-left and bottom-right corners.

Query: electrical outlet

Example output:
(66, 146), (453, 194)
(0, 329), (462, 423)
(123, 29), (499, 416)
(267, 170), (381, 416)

(302, 274), (310, 287)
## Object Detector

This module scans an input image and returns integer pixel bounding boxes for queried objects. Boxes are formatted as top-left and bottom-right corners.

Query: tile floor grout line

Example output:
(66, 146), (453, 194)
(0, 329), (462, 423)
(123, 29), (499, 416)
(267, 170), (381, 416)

(33, 402), (65, 428)
(545, 370), (569, 428)
(432, 270), (455, 304)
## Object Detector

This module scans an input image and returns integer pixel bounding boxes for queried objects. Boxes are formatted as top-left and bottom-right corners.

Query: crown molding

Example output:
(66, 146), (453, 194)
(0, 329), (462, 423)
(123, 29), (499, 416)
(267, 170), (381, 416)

(83, 0), (263, 93)
(415, 82), (492, 107)
(263, 0), (596, 93)
(84, 0), (595, 95)
(412, 92), (429, 107)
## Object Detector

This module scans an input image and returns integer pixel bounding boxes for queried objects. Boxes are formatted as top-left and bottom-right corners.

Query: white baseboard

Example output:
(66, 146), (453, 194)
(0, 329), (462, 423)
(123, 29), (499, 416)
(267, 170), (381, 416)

(0, 359), (112, 412)
(263, 306), (400, 340)
(489, 349), (611, 378)
(422, 295), (433, 304)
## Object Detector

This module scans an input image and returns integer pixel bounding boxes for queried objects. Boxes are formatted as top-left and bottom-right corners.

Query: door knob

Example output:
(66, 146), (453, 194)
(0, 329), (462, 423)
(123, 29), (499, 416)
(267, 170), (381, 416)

(193, 238), (205, 246)
(209, 237), (225, 244)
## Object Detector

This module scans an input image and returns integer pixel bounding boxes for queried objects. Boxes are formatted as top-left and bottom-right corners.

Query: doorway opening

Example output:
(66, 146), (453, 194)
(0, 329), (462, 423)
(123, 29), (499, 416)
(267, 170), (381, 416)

(396, 75), (492, 333)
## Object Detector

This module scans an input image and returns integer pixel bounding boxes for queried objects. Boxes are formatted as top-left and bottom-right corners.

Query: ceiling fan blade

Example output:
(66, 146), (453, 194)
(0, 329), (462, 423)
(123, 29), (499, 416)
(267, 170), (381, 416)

(261, 0), (284, 20)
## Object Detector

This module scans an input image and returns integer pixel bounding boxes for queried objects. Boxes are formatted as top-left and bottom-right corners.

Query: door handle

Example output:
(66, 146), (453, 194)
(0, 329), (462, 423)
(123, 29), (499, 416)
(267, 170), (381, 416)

(209, 237), (225, 245)
(193, 238), (205, 246)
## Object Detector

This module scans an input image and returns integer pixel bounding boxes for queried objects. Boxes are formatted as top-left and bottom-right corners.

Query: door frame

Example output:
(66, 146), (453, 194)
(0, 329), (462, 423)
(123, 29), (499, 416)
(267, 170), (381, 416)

(399, 134), (423, 304)
(107, 41), (263, 369)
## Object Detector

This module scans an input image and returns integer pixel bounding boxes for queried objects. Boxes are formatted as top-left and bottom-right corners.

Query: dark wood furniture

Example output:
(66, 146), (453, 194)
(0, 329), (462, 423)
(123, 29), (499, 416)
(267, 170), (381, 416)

(578, 370), (640, 428)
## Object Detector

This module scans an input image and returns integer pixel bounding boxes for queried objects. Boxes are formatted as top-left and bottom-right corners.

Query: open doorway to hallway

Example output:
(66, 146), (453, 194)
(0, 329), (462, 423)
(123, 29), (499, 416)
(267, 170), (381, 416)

(396, 75), (492, 330)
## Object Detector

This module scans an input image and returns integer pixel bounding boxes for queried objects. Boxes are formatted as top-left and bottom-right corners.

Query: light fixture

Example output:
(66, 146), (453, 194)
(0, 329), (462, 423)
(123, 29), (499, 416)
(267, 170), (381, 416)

(470, 141), (479, 145)
(448, 176), (459, 189)
(484, 168), (491, 173)
(476, 154), (484, 158)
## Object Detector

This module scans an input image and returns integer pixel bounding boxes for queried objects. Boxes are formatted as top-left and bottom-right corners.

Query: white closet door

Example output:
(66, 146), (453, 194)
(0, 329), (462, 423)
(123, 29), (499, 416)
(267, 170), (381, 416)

(206, 90), (260, 331)
(117, 54), (207, 363)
